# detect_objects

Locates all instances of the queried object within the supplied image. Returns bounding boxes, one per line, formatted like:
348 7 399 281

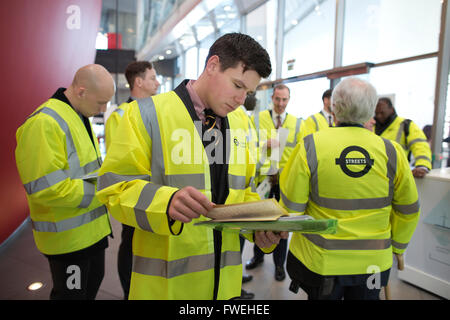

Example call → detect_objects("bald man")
15 64 115 300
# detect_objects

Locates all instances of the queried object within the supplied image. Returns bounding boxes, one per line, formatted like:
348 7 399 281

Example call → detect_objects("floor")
0 217 443 300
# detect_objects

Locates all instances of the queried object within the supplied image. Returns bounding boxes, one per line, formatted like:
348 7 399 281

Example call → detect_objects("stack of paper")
195 199 337 234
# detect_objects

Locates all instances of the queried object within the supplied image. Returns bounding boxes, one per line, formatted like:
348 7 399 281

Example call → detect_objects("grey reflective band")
303 233 392 250
133 250 241 279
281 190 307 212
78 181 95 208
312 114 319 131
391 239 408 250
31 205 107 232
414 155 431 162
392 200 420 215
167 173 205 189
138 97 165 185
23 107 101 195
97 172 151 191
115 108 125 117
134 183 161 232
229 174 246 190
24 169 68 195
407 138 427 149
305 135 396 210
395 121 405 144
285 117 302 148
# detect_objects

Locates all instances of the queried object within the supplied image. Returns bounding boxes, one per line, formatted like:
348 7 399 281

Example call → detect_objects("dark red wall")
0 1 102 245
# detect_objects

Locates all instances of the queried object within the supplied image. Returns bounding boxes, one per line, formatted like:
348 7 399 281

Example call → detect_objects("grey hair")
331 77 378 125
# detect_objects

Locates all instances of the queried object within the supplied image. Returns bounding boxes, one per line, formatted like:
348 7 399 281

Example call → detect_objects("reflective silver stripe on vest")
414 155 431 163
97 172 151 191
78 181 95 208
229 174 246 190
285 117 302 148
303 233 391 250
138 97 165 185
134 183 162 232
392 201 420 215
391 239 408 250
32 205 107 232
132 250 241 279
115 108 125 117
407 138 427 149
23 107 101 194
281 190 307 212
312 114 319 131
304 135 396 210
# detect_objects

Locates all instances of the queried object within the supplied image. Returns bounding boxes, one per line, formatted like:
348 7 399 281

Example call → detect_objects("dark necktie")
204 108 217 130
328 116 333 127
204 108 220 146
276 115 282 129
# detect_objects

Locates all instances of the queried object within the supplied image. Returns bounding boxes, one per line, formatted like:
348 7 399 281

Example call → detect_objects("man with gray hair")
280 77 420 300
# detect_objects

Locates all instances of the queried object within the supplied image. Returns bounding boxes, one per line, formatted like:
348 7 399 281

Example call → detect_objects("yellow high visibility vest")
15 98 111 255
376 116 432 170
252 110 303 176
280 126 420 276
302 111 334 136
97 87 261 300
105 101 129 151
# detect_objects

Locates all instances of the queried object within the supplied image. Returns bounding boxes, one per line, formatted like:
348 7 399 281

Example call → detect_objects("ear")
76 86 86 99
135 77 143 88
205 55 220 74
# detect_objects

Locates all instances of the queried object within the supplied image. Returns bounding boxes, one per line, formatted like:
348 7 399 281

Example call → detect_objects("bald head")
66 64 115 117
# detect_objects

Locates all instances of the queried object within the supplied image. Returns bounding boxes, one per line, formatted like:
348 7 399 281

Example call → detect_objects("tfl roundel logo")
335 146 374 178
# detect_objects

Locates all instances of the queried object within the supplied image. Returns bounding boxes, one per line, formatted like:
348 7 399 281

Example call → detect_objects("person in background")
247 84 303 281
96 33 287 300
104 60 160 300
15 64 114 299
302 89 334 136
374 97 432 178
280 77 420 300
105 61 160 151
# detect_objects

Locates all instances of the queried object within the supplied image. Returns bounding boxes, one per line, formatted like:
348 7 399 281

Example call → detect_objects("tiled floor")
0 217 443 300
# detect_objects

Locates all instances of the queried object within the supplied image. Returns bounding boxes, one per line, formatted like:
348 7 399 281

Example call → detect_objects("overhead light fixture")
27 282 44 291
166 49 172 55
125 83 130 88
158 56 165 60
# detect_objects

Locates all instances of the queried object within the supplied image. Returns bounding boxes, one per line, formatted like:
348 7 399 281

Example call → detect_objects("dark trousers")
117 223 134 300
287 251 390 300
47 249 105 300
252 182 287 267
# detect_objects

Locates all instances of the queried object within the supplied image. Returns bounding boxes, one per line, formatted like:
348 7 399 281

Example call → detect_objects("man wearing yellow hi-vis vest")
15 64 114 300
280 78 420 300
302 89 335 136
104 60 160 300
96 33 287 300
374 97 432 178
247 84 303 282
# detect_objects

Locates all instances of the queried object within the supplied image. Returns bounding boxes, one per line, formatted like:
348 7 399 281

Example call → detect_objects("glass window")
343 0 442 65
286 78 331 119
185 46 199 79
283 0 336 77
246 0 277 80
368 58 437 131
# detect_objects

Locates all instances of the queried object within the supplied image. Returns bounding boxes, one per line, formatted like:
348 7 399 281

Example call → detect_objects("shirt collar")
186 79 221 129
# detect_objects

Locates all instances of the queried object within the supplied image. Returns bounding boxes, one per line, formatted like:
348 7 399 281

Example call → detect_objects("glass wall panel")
283 0 335 77
343 0 442 65
286 77 331 119
185 46 199 79
246 0 277 80
368 58 437 131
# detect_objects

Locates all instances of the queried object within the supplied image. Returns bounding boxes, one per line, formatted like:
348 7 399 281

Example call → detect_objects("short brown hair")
125 61 153 90
273 84 290 96
205 33 271 79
